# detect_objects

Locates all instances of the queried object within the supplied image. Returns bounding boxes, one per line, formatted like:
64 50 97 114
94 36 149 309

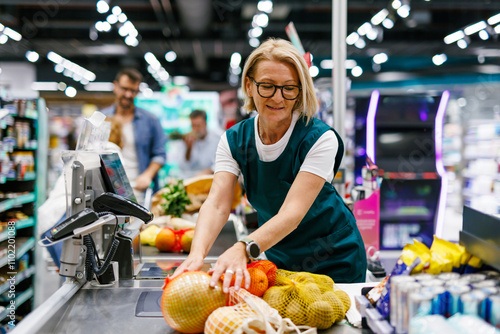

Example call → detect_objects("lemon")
285 299 307 326
263 286 289 316
322 291 345 322
334 289 351 313
306 301 335 329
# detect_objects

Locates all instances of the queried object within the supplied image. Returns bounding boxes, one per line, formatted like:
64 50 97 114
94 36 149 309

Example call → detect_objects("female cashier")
172 38 367 292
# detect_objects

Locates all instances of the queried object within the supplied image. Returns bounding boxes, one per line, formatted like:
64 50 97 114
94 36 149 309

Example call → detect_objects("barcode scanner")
93 192 154 223
50 208 99 241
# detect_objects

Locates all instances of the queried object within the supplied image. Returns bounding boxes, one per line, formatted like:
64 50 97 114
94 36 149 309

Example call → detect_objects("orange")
155 227 177 252
226 267 268 297
180 229 194 252
250 260 277 286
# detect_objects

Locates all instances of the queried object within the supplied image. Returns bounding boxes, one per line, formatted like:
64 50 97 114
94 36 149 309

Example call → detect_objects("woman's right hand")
170 254 205 279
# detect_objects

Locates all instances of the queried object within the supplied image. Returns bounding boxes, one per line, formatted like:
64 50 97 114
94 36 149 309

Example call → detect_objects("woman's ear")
245 77 252 98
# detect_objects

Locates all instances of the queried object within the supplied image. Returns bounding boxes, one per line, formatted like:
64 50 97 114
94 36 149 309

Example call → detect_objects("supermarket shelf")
0 286 34 323
0 237 35 268
0 266 35 295
0 218 35 243
0 193 35 214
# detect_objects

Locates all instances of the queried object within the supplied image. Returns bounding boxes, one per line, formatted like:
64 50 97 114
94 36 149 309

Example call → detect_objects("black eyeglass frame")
249 77 302 100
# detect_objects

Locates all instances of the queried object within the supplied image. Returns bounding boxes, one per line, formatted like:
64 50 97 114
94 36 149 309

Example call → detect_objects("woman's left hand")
209 242 251 294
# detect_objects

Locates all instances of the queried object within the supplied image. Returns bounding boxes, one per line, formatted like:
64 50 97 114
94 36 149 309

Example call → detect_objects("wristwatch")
238 237 261 261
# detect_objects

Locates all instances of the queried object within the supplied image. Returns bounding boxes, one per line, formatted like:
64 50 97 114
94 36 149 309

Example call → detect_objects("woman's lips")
266 105 284 110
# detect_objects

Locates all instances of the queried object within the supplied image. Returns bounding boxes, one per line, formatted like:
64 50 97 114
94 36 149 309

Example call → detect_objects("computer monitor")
99 152 137 203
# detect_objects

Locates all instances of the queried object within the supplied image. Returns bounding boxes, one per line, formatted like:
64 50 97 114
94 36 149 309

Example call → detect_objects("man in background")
101 68 166 204
178 109 220 179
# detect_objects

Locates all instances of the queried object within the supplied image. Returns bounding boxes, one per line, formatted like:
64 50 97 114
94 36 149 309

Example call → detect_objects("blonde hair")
241 38 318 122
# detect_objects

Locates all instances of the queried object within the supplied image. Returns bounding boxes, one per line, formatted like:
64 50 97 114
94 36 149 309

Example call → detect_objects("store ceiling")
1 0 500 93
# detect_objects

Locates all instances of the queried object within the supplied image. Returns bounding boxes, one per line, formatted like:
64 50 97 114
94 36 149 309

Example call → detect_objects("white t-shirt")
121 122 145 204
214 113 339 183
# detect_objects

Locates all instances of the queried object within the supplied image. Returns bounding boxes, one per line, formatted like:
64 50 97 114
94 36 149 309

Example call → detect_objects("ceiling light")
54 64 64 73
345 59 357 69
464 21 487 36
382 18 394 29
351 66 363 77
47 51 63 63
230 52 242 68
479 30 489 40
320 59 333 69
31 82 58 91
346 32 359 45
101 21 112 32
253 13 269 28
495 24 500 34
57 82 67 91
354 38 366 49
457 39 468 49
84 82 114 91
111 6 122 16
487 13 500 26
96 0 110 14
432 53 447 66
65 86 77 98
124 36 139 47
249 38 260 48
118 13 127 23
106 14 118 25
3 27 22 41
478 55 485 64
165 51 177 62
357 22 372 36
373 53 388 64
443 30 464 44
142 88 154 98
371 9 389 26
249 27 263 38
257 0 273 14
397 5 410 18
25 51 39 62
392 0 402 10
0 23 4 32
309 66 319 77
366 28 379 41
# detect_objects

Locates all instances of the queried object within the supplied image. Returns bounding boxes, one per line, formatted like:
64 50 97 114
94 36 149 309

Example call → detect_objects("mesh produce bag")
161 271 227 333
205 287 317 334
263 269 351 330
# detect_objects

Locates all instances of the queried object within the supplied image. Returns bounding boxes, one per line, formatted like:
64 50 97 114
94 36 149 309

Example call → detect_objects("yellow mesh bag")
263 269 350 330
205 287 317 334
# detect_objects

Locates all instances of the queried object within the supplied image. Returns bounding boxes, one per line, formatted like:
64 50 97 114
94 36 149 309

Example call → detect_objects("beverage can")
389 275 416 327
396 281 421 334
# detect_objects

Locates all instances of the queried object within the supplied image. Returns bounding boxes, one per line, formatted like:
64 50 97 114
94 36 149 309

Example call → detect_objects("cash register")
40 151 153 284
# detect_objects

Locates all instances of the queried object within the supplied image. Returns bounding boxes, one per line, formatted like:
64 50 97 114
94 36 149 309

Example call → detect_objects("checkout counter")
11 147 367 334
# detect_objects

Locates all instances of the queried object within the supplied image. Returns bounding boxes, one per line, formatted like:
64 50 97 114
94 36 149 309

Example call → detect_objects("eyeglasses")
249 77 301 100
117 84 140 95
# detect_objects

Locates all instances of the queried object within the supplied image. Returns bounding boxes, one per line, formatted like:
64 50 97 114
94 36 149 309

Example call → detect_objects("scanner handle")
73 214 116 237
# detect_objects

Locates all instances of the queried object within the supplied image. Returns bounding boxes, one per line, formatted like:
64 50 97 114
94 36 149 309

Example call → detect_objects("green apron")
226 116 367 283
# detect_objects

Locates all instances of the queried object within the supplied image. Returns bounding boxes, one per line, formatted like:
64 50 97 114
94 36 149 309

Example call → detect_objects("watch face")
248 243 260 258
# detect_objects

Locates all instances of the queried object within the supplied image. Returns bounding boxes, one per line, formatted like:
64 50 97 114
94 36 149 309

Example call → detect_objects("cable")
84 212 121 281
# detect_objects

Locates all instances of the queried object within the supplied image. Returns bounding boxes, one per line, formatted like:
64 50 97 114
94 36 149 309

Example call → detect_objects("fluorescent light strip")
443 30 464 44
84 82 114 91
464 21 487 36
434 90 450 238
31 82 59 91
488 13 500 25
366 90 380 163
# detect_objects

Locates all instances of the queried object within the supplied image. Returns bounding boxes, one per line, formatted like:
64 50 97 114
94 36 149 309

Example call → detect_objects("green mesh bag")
263 269 351 330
